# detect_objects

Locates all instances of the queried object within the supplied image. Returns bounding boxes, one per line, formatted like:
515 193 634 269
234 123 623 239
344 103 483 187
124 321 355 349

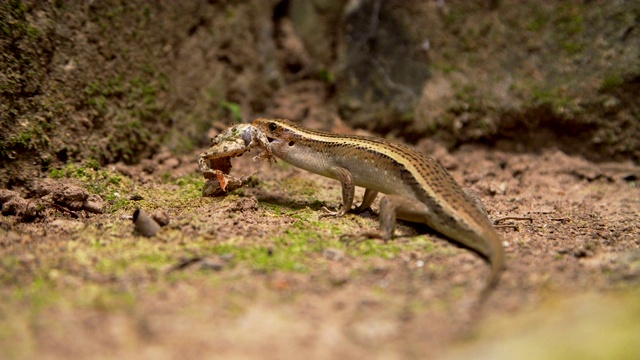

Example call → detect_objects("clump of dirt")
0 178 104 222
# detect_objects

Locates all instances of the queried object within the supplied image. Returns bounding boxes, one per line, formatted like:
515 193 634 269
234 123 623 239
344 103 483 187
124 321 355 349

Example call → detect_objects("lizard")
253 118 506 298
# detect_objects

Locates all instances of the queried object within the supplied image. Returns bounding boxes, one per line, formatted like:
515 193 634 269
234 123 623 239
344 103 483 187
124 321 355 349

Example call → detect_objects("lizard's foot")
253 150 275 163
319 205 346 219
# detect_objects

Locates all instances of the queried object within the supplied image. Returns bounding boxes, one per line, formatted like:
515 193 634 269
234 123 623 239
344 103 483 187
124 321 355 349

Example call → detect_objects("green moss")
77 285 137 311
11 277 59 313
25 24 41 40
348 239 401 259
0 0 27 37
246 244 307 272
526 8 549 33
221 100 243 123
0 122 50 161
281 177 318 198
49 162 132 212
236 228 325 272
556 3 584 37
165 173 207 200
599 74 624 92
555 3 585 54
530 87 558 105
260 202 287 215
85 158 100 171
84 75 125 115
85 75 125 98
82 70 169 164
318 68 335 84
167 233 312 274
106 6 124 20
195 213 443 273
432 62 455 74
94 258 129 276
561 41 585 55
401 111 415 123
129 76 158 106
528 85 581 116
143 5 152 18
225 8 236 19
138 252 172 266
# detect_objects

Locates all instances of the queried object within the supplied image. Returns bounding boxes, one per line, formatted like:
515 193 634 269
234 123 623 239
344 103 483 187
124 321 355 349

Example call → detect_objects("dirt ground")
1 115 639 359
2 1 640 359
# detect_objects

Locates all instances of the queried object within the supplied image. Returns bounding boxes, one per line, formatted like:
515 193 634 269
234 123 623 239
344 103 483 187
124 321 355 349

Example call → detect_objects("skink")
253 118 505 297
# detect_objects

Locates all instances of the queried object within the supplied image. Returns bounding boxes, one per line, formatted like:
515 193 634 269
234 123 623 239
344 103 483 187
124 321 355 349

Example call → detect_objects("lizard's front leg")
319 168 379 217
319 167 355 218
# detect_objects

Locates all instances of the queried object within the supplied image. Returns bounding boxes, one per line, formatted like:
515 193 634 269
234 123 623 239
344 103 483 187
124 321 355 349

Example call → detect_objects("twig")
550 217 571 223
51 203 79 218
493 216 533 225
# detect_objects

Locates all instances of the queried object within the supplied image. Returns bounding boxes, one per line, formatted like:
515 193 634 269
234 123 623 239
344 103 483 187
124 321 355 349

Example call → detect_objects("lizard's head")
253 118 296 145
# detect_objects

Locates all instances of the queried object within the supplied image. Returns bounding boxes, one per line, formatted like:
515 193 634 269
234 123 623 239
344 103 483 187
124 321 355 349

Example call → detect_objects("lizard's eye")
268 123 277 131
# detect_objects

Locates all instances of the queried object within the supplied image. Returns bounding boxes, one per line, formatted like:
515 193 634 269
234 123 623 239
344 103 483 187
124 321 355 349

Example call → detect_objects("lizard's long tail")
479 229 505 303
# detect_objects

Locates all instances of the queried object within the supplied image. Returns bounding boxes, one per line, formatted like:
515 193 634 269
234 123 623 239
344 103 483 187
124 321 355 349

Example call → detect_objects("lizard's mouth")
266 136 277 143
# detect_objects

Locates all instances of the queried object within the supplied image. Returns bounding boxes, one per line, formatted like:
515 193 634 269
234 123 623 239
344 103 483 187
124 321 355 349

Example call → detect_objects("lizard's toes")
319 206 345 219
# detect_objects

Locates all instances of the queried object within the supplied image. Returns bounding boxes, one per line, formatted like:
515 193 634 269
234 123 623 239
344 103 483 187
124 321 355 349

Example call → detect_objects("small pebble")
83 194 105 214
324 248 344 261
230 197 258 212
151 210 170 226
129 194 144 201
132 208 161 237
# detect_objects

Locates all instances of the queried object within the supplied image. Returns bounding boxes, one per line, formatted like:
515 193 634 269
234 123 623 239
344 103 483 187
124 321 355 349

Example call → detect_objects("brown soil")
1 109 639 358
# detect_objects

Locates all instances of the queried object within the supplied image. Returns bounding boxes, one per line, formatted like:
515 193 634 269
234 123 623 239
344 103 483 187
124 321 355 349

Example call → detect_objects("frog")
197 123 273 197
